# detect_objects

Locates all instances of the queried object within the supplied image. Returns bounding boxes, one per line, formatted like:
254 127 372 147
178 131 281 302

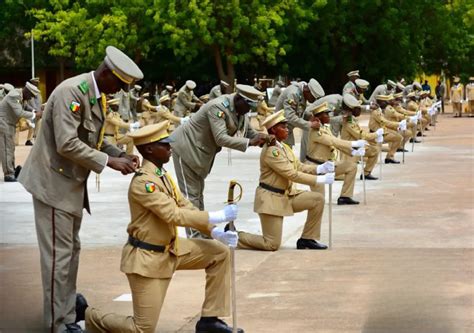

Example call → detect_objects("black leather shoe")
196 317 244 333
396 148 409 152
416 132 426 137
75 293 88 323
385 158 400 164
360 173 378 180
14 165 22 179
296 238 328 250
25 140 33 146
4 175 17 182
337 197 360 205
63 323 83 333
409 138 421 143
424 127 430 131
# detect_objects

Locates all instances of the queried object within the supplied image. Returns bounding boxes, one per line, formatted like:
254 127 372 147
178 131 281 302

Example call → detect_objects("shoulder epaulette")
78 81 89 95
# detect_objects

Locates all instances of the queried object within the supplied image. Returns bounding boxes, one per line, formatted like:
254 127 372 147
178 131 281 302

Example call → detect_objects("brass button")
59 168 63 173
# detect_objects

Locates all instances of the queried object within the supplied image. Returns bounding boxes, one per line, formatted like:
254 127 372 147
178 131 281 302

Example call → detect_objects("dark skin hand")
309 117 321 130
249 133 267 147
107 155 138 175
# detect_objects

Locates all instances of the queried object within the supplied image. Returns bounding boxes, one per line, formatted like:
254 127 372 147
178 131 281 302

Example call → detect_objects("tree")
148 0 326 87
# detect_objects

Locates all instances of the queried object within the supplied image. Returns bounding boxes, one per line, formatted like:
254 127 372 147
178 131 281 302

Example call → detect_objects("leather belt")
104 133 114 137
128 236 168 252
305 155 325 165
259 182 285 195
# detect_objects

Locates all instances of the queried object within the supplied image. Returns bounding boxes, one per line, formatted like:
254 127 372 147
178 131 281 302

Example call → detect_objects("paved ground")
1 106 473 332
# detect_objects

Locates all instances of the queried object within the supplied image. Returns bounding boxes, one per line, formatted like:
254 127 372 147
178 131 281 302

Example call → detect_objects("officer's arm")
178 91 196 109
132 178 213 234
7 95 34 119
107 113 130 130
208 107 249 152
266 147 316 186
156 106 182 124
283 91 310 130
51 86 109 173
330 136 354 156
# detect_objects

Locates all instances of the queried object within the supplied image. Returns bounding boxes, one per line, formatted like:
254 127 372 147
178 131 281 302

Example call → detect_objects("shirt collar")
90 71 101 99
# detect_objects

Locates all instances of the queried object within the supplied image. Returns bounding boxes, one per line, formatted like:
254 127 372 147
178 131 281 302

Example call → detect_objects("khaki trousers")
0 121 16 177
383 131 403 159
452 102 462 116
310 159 356 198
33 197 82 333
238 191 324 251
469 100 474 114
86 239 230 333
343 144 379 175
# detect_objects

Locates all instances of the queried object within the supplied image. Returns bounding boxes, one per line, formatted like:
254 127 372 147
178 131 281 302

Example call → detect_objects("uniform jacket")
254 142 316 216
395 105 416 117
121 160 212 278
274 82 308 145
174 85 200 117
171 94 258 178
268 85 282 107
384 105 406 122
209 85 222 100
450 84 463 102
341 116 377 142
369 107 399 133
369 84 390 103
342 81 356 95
18 73 123 217
306 125 353 162
0 89 34 129
104 111 130 137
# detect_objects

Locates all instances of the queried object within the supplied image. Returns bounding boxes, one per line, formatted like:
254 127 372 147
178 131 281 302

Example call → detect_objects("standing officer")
171 84 267 213
236 111 333 251
24 77 43 145
305 102 362 205
268 80 285 107
18 46 143 333
0 82 40 182
104 98 139 155
83 121 242 333
274 78 325 146
174 80 203 117
467 77 474 116
340 94 383 180
342 70 360 94
129 84 142 119
209 80 230 100
450 76 464 117
369 80 397 103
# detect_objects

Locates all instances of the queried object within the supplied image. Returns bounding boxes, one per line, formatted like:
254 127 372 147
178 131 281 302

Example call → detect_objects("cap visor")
158 136 174 143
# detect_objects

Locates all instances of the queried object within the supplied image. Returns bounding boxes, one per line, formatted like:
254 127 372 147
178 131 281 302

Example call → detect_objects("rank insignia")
216 111 225 119
78 81 89 94
90 98 96 106
221 100 230 108
69 101 81 113
272 148 280 157
155 168 163 176
145 182 156 193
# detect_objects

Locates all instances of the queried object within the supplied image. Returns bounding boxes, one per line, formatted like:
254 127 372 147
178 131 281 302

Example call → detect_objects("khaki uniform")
341 116 380 176
407 100 429 131
104 110 134 155
86 160 230 332
369 107 402 160
171 94 258 210
274 82 308 146
467 83 474 114
141 104 182 127
383 105 414 145
450 83 463 116
0 89 34 177
238 142 324 251
18 73 123 332
174 84 201 117
300 94 343 162
369 84 391 103
256 99 274 133
306 125 356 199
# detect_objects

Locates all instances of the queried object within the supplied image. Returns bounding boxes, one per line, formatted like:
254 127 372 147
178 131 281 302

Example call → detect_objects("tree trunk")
58 57 65 82
213 45 235 91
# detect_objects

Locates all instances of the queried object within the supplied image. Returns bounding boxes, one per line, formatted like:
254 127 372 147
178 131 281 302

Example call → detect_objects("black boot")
63 323 83 333
75 293 88 323
14 165 22 179
296 238 327 250
4 175 17 182
360 173 378 180
385 158 400 164
337 197 360 205
25 140 33 146
195 317 244 333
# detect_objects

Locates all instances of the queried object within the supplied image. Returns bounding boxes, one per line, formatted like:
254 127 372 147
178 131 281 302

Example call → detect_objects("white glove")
30 112 36 120
26 119 35 129
365 105 370 111
129 121 140 132
376 134 384 143
351 148 366 157
208 204 238 224
211 228 238 248
316 173 335 185
375 128 384 136
180 116 190 125
409 115 418 124
398 119 407 131
417 110 422 120
316 161 335 174
351 139 367 148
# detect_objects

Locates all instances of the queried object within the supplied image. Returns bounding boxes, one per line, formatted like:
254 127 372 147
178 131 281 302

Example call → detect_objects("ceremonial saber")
328 183 333 249
402 129 406 164
360 155 367 205
96 173 100 192
228 148 232 166
378 142 383 180
227 180 242 333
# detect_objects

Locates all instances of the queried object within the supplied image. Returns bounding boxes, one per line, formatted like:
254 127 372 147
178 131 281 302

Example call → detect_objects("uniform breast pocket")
82 119 98 147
